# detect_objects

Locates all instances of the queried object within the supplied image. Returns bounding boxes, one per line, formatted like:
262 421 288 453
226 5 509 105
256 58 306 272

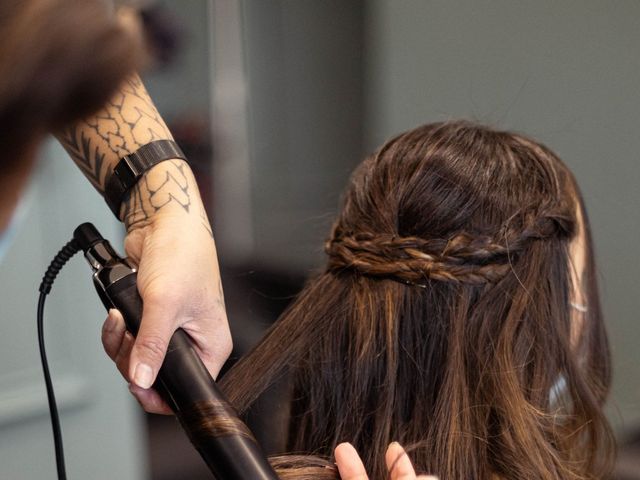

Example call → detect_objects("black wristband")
104 140 186 218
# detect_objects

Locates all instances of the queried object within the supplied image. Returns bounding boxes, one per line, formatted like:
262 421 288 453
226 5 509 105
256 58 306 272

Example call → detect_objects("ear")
568 202 587 348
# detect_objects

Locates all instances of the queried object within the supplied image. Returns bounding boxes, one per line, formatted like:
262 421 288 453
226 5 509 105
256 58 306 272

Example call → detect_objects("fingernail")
133 363 154 389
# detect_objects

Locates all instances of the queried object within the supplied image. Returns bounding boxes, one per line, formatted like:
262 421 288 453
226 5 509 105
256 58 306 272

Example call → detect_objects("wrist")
106 139 186 219
120 158 207 232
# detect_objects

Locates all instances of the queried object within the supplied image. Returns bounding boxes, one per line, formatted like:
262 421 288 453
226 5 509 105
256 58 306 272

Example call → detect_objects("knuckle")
115 357 130 381
222 333 233 358
147 287 181 307
136 334 168 361
102 328 120 351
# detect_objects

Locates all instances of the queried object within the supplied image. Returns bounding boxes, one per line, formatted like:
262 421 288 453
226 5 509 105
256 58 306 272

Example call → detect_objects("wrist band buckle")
104 139 187 218
112 154 141 189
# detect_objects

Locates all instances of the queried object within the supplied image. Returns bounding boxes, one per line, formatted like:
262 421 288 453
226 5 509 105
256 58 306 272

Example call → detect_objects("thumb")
129 300 176 389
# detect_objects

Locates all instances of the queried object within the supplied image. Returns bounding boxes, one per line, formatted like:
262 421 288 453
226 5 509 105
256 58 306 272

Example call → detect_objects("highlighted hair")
228 121 614 478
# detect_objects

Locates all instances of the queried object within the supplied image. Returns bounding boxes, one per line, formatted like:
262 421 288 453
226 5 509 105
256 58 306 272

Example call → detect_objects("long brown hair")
220 121 615 479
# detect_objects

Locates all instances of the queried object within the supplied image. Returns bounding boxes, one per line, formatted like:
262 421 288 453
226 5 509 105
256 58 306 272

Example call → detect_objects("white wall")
364 0 640 432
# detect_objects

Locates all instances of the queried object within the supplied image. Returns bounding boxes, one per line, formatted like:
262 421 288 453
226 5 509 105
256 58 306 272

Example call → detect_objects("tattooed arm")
57 76 231 414
58 75 204 228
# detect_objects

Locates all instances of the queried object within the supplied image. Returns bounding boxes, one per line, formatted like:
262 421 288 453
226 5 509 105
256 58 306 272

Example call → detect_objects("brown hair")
0 0 141 166
218 121 614 479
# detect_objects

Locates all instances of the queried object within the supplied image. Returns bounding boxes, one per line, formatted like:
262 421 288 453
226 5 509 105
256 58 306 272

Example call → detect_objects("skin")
0 3 590 475
569 202 587 346
101 184 591 416
327 206 588 476
56 75 231 413
3 8 230 413
334 442 438 480
0 77 230 417
330 215 587 477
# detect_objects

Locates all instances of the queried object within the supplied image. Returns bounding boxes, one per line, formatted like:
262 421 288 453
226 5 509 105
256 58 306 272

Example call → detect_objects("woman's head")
222 121 614 479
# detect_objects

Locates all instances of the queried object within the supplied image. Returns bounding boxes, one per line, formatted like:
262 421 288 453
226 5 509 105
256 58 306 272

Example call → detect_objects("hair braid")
325 204 575 285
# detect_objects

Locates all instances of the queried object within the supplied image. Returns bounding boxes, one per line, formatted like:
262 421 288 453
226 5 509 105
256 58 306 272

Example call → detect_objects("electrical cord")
38 239 81 480
37 225 280 480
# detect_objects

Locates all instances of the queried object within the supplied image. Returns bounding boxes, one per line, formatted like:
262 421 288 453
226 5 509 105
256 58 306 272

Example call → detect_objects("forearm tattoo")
58 76 212 234
59 76 171 192
59 127 107 190
122 159 213 236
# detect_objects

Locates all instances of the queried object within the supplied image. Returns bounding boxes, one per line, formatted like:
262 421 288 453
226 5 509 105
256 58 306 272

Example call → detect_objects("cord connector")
39 239 80 295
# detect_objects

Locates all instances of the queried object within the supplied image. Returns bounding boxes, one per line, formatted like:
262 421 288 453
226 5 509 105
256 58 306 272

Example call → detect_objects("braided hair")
221 121 614 480
325 203 575 285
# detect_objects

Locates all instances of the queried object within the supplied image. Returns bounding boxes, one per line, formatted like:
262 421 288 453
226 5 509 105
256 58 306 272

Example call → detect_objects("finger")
386 442 417 480
115 331 135 381
129 384 173 415
102 309 127 361
334 442 369 480
129 299 176 389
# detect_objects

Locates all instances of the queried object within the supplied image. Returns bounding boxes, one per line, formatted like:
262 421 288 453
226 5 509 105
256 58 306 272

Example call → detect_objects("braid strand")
325 205 574 285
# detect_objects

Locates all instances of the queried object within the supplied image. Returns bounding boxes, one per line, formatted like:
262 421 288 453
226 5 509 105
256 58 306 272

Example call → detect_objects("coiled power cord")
36 224 279 480
37 238 81 480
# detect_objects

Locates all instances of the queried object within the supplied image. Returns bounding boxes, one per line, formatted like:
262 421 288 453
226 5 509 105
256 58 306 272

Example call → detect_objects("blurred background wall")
363 0 640 434
216 1 640 477
0 145 146 479
222 0 640 434
0 1 638 479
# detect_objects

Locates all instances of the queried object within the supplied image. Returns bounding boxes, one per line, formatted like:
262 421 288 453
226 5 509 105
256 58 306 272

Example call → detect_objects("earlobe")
570 302 588 313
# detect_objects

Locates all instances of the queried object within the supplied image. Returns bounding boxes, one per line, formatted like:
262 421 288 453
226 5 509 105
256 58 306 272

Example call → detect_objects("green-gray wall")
0 142 146 479
365 0 640 431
